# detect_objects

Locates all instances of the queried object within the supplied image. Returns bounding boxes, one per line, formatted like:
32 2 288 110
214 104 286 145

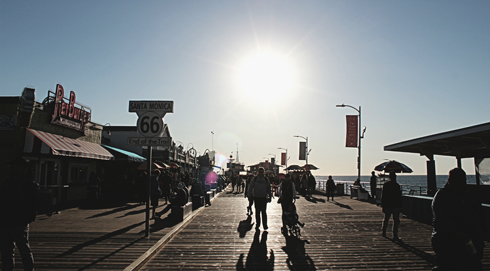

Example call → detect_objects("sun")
237 51 295 102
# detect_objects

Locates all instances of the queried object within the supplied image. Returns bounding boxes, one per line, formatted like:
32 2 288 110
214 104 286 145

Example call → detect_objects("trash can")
336 183 345 196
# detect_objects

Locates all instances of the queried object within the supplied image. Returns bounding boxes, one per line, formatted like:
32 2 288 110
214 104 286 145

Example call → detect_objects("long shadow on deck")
331 200 353 210
305 196 326 204
237 230 274 271
57 221 145 257
282 235 316 270
389 238 435 266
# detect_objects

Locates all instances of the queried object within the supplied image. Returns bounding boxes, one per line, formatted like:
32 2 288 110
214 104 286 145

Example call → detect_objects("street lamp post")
277 147 288 169
336 104 366 182
294 135 310 165
211 131 214 151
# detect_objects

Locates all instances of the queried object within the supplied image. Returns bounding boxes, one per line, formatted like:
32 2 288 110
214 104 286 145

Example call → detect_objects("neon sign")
50 84 91 133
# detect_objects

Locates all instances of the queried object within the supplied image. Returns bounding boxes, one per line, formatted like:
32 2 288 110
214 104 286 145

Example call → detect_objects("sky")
1 0 489 176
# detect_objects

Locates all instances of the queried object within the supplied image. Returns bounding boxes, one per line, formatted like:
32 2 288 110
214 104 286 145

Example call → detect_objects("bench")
171 202 193 222
350 185 370 201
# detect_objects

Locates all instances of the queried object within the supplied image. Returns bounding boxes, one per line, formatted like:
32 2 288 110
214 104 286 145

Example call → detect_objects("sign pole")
146 146 152 237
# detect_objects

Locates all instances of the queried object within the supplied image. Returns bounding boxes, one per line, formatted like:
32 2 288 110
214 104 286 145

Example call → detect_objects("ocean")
313 175 478 194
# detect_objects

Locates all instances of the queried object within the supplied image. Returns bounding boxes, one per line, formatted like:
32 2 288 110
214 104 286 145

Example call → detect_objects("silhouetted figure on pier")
326 175 336 201
370 171 377 202
248 167 271 230
431 167 488 271
381 172 402 240
0 158 38 271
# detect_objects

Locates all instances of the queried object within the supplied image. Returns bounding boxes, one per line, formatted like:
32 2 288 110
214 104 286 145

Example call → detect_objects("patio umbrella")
154 160 169 169
285 165 301 171
302 164 319 170
374 160 413 173
137 162 164 171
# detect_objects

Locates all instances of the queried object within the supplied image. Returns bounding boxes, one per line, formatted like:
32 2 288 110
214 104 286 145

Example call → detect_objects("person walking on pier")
278 174 296 234
431 167 488 271
248 167 272 230
370 171 377 202
326 175 336 201
381 172 402 240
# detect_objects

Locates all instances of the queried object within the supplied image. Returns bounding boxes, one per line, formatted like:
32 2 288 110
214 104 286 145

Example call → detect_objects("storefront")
0 85 114 206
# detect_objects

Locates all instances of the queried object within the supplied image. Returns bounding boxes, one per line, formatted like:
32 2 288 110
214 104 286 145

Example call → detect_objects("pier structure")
16 185 490 270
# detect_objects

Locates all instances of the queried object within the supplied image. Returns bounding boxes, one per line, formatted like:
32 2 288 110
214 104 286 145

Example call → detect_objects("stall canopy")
383 122 490 159
102 144 146 162
24 128 113 160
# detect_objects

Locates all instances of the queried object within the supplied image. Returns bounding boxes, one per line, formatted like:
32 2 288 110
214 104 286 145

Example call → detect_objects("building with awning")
384 122 490 197
25 128 113 160
0 86 118 205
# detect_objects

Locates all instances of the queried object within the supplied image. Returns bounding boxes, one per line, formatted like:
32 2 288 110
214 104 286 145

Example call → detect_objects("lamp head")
336 104 345 107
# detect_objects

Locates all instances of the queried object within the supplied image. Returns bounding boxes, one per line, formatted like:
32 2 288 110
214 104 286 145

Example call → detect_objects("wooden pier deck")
143 187 490 270
7 186 489 270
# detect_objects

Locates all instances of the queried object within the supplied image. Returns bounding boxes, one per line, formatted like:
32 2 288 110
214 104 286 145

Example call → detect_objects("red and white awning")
24 128 113 160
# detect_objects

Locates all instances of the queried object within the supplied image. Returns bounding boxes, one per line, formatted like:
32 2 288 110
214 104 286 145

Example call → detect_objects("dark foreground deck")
8 186 490 270
143 188 489 270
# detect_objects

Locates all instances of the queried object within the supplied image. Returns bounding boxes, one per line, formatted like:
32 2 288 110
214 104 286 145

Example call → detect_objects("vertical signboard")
299 142 306 160
281 152 286 166
346 115 358 148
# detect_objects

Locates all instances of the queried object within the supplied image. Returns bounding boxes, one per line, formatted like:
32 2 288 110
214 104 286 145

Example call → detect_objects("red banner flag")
265 160 269 170
281 152 286 165
346 115 358 148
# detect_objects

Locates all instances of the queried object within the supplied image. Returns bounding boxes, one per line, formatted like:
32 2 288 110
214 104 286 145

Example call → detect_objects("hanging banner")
265 160 269 170
281 152 286 165
299 142 306 160
346 115 358 148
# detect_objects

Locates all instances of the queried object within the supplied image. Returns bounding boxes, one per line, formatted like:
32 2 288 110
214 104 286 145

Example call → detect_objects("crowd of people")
1 156 488 270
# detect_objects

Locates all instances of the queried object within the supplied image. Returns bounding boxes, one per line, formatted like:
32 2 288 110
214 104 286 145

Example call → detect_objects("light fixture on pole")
294 135 310 165
211 131 214 151
277 147 288 169
336 103 366 182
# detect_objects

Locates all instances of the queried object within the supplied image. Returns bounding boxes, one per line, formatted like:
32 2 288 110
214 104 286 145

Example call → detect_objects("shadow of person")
332 201 353 210
236 230 274 270
282 235 316 270
237 214 255 238
305 196 325 204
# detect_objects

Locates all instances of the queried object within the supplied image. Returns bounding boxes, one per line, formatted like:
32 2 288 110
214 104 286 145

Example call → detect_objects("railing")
316 180 438 196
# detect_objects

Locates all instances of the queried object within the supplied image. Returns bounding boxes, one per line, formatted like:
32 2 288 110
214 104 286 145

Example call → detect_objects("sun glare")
237 51 294 102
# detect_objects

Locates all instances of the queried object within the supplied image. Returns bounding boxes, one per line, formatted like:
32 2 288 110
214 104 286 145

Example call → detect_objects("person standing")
248 167 272 230
245 175 254 215
431 168 488 271
278 174 296 234
307 172 316 198
370 171 377 202
381 172 402 240
0 158 38 271
326 175 336 201
150 170 162 219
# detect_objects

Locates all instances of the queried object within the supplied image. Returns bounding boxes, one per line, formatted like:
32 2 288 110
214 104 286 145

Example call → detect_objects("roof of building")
384 122 490 159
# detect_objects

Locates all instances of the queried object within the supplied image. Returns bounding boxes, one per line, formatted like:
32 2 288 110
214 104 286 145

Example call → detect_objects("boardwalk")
143 187 489 270
6 186 489 270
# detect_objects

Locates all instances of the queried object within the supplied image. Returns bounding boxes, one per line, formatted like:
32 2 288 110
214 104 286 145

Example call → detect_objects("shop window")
39 160 59 187
70 164 88 183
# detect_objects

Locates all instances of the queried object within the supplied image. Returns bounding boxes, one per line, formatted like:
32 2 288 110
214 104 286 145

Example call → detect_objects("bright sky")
1 1 489 176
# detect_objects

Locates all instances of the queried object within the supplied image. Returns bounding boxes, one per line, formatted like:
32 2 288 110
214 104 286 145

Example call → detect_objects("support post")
146 146 152 237
427 159 437 196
